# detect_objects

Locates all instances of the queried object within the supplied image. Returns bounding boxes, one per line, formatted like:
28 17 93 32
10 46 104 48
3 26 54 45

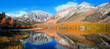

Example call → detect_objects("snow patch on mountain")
78 2 96 9
13 11 53 24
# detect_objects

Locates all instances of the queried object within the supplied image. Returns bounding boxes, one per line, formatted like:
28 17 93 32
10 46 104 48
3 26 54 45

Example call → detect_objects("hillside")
0 12 31 30
85 2 110 23
13 11 52 25
56 2 96 23
32 2 110 28
6 2 110 28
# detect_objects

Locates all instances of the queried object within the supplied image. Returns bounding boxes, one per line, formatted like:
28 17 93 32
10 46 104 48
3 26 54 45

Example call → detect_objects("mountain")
27 32 52 44
12 2 110 27
13 11 52 25
85 2 110 23
54 2 96 23
48 2 110 24
32 2 110 28
0 12 31 30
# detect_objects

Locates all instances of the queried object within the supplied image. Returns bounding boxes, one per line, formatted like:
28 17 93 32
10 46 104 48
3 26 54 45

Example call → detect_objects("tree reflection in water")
34 28 110 49
0 28 110 49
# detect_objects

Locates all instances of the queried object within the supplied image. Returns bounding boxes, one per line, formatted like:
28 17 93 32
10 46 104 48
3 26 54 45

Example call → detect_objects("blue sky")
0 0 109 16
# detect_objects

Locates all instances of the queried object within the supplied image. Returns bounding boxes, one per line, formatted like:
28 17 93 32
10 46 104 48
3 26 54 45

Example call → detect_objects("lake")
0 28 110 49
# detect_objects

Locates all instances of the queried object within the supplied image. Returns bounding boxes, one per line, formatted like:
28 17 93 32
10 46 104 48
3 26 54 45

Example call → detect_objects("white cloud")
31 10 43 12
6 11 27 17
22 8 28 10
55 2 78 12
6 10 53 17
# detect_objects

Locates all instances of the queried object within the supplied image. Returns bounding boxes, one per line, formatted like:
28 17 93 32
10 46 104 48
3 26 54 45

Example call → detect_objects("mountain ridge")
9 2 110 27
12 11 52 25
32 2 110 28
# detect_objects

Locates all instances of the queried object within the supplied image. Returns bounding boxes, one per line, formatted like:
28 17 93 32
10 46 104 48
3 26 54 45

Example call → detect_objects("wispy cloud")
6 10 53 17
6 11 27 17
55 2 78 12
6 6 39 17
22 8 28 10
31 10 43 12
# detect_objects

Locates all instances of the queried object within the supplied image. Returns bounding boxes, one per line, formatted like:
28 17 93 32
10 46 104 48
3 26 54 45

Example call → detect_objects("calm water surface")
0 29 110 49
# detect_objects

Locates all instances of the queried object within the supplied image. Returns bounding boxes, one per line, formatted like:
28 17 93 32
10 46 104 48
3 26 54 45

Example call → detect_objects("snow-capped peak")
79 2 92 6
97 3 108 7
78 2 95 8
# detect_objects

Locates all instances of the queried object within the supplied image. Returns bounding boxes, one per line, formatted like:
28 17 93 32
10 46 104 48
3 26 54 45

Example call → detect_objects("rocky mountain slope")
13 11 52 25
56 2 96 23
27 32 52 44
0 12 31 29
11 2 110 27
85 2 110 23
32 2 110 28
46 2 110 24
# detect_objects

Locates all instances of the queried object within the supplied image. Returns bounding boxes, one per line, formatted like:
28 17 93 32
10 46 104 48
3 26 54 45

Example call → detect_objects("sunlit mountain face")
0 0 110 49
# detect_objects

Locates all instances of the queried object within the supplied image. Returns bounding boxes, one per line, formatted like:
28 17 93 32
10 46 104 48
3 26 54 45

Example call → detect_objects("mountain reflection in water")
22 40 68 49
0 28 110 49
